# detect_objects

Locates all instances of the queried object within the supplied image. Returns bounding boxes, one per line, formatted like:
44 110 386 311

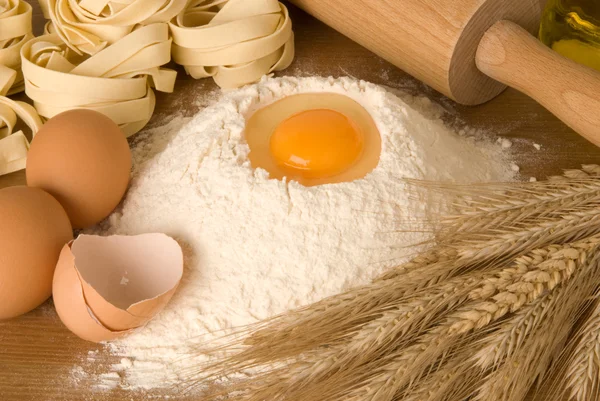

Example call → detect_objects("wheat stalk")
376 246 457 280
183 275 477 400
340 240 596 401
471 238 600 371
451 208 600 263
407 168 600 248
226 238 600 401
379 207 600 316
287 275 485 399
181 166 600 401
187 243 599 401
564 296 600 401
474 241 600 401
472 292 554 369
474 276 595 401
447 243 585 333
380 205 600 285
431 165 600 218
349 241 582 367
474 319 572 401
398 355 482 401
222 248 462 370
428 165 600 243
441 189 600 242
197 242 555 397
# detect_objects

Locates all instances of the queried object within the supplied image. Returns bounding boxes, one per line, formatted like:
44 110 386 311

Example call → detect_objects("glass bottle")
539 0 600 71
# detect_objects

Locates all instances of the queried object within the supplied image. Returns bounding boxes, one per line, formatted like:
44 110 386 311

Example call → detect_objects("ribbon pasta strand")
0 0 34 95
39 0 188 55
170 0 295 89
0 96 43 176
20 23 176 137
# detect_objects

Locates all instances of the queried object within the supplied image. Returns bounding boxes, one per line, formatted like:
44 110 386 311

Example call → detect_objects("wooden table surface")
1 1 599 400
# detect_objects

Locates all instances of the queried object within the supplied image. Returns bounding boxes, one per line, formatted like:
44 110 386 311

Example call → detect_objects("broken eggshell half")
53 234 184 342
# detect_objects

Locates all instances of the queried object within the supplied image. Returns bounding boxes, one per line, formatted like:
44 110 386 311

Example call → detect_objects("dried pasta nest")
20 23 176 137
0 96 42 176
0 0 34 95
170 0 295 88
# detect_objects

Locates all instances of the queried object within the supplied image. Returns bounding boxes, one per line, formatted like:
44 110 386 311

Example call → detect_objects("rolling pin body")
290 0 542 105
291 0 600 146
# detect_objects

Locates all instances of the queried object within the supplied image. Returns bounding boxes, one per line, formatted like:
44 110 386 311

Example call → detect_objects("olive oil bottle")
539 0 600 71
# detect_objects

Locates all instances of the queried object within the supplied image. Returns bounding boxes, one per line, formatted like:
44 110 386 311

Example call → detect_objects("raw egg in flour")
245 93 381 186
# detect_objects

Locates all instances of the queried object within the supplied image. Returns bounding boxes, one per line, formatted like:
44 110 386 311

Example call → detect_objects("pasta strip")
20 23 176 137
0 0 33 95
39 0 187 55
0 96 43 176
170 0 295 89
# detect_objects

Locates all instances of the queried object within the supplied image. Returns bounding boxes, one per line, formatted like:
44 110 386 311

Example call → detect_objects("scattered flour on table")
81 76 517 390
498 138 513 149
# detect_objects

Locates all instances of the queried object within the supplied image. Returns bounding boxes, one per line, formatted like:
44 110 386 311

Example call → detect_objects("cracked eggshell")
53 234 184 341
53 243 131 343
73 234 183 331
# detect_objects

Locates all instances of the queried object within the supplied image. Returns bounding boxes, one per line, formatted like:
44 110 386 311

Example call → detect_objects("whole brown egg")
0 186 73 320
26 109 132 229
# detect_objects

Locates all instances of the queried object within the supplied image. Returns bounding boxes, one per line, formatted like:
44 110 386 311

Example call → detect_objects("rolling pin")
289 0 600 146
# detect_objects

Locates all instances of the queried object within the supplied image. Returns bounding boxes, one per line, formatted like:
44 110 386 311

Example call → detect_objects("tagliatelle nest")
38 0 187 55
0 0 34 95
170 0 295 89
1 0 297 183
0 96 42 176
20 23 175 137
38 0 295 89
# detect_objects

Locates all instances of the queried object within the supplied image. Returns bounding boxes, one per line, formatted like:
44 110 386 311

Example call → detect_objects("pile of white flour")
84 76 517 390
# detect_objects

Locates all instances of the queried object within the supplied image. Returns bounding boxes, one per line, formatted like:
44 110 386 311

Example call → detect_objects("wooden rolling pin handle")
476 20 600 147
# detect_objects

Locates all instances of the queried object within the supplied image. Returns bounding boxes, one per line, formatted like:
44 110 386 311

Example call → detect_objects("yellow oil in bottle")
539 0 600 71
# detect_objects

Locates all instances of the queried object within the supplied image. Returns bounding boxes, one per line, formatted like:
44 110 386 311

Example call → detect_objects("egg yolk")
269 109 364 179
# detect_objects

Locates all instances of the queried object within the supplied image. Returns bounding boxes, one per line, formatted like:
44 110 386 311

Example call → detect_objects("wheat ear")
287 239 596 401
180 166 600 401
349 241 580 366
471 292 555 369
474 245 600 401
397 353 484 401
380 206 600 298
183 238 600 401
195 250 527 399
182 271 481 400
564 296 600 401
291 185 600 354
431 165 600 219
222 248 460 367
379 165 600 284
474 286 585 401
440 185 600 243
287 274 486 399
345 243 587 400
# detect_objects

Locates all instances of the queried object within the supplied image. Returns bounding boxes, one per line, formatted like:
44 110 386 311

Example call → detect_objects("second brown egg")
26 109 132 229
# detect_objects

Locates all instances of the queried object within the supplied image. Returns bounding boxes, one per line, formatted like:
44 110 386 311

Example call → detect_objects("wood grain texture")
289 0 542 105
477 20 600 147
1 0 598 400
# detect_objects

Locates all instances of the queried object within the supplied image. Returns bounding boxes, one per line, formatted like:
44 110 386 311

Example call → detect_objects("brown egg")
26 109 132 229
0 186 73 320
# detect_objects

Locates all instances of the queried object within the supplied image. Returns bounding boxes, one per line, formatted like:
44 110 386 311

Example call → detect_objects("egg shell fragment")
73 234 184 331
53 244 131 343
52 234 184 342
